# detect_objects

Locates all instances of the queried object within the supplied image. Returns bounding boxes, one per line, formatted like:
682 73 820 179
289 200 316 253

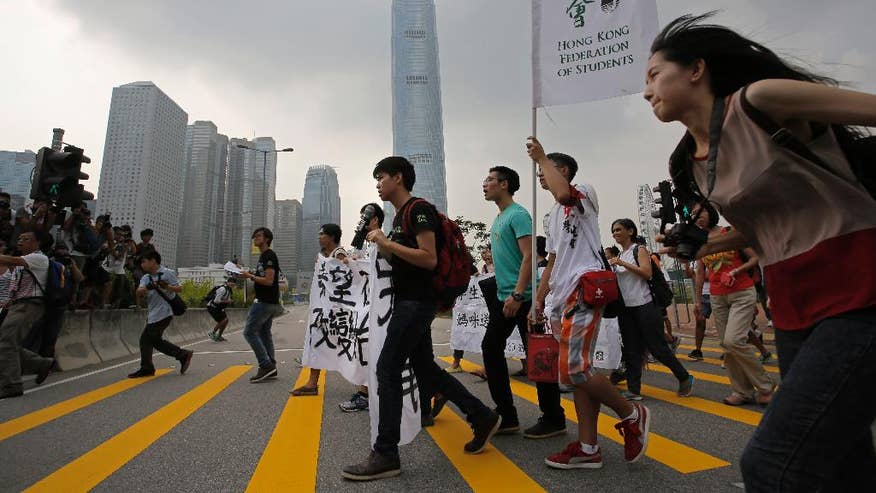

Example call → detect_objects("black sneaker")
495 409 520 435
688 349 704 361
128 368 156 378
249 366 278 383
421 413 435 428
178 350 193 375
35 358 54 385
342 451 401 481
464 411 502 454
431 393 448 418
0 388 24 400
523 417 567 439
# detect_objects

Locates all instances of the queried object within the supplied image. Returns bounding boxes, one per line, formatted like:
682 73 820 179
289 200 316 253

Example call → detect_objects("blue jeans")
374 300 491 457
243 302 284 369
741 307 876 491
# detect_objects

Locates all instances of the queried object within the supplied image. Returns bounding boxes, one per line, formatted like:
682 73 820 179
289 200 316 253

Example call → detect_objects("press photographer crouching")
0 230 56 399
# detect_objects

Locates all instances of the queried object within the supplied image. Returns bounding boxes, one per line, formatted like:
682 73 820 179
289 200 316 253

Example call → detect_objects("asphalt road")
1 304 780 492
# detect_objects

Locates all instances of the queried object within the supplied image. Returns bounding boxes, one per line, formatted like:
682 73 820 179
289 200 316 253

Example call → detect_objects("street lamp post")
236 144 294 229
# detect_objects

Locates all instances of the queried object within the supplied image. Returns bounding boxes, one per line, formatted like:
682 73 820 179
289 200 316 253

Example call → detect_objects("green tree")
454 216 489 257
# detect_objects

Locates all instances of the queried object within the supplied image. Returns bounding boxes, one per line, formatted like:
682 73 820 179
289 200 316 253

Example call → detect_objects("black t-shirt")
390 197 440 302
254 249 280 304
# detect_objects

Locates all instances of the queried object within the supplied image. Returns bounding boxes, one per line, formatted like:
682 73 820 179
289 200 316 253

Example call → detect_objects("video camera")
651 180 709 261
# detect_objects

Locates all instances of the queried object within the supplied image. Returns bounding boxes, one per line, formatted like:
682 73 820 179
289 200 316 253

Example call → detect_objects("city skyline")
300 165 341 277
2 2 874 247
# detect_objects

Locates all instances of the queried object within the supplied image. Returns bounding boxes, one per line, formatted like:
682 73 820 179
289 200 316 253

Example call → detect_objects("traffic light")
30 145 94 207
651 180 676 235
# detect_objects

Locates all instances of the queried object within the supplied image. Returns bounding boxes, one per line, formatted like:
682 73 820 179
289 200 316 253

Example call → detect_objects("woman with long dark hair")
646 13 876 490
609 219 694 400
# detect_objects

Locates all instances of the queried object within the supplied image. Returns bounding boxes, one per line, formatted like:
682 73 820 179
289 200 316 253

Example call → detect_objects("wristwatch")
511 292 525 302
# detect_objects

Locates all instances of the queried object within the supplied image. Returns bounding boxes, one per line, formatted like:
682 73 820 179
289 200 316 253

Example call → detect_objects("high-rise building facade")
252 137 277 233
209 133 229 263
387 0 448 227
0 150 36 209
176 121 229 268
224 138 250 265
97 81 187 267
300 165 341 274
274 199 302 286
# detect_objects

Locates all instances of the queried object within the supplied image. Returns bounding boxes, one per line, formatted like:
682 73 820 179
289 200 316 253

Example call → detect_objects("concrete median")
90 310 135 362
54 310 99 371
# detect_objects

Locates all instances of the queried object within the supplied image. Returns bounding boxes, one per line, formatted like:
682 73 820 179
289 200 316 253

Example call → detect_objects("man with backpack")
128 250 193 378
206 279 234 342
343 156 500 481
0 230 56 399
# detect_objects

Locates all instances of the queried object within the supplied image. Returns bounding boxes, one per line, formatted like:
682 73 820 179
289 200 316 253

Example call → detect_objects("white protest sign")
532 0 658 107
450 274 526 358
302 256 371 386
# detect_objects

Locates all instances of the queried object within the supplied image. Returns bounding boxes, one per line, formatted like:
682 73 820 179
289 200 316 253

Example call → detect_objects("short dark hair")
320 223 342 244
605 246 620 257
0 192 10 200
546 152 579 181
489 166 520 195
140 250 161 264
373 156 416 191
361 203 385 228
536 235 547 258
140 229 154 238
252 227 273 245
692 202 720 228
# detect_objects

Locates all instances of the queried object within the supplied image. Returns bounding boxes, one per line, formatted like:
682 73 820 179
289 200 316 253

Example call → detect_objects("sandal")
290 385 319 396
722 393 753 406
469 368 488 380
755 385 776 406
445 366 463 374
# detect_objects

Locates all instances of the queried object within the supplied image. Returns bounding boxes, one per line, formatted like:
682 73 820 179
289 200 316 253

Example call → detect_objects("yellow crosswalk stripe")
650 364 732 385
698 356 780 374
628 384 762 427
246 369 325 492
427 407 546 492
443 358 730 474
0 369 172 442
24 365 251 493
678 344 723 354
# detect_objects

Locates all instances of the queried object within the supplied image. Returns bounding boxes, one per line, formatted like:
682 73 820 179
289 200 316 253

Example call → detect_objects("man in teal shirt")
481 166 565 438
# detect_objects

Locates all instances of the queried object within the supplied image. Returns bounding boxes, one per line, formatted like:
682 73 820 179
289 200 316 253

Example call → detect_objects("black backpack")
25 260 73 306
202 285 231 305
633 246 674 308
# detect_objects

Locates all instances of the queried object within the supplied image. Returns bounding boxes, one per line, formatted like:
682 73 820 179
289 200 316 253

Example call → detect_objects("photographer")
133 229 156 287
62 203 98 308
24 241 82 361
84 213 114 309
102 226 131 308
645 14 876 490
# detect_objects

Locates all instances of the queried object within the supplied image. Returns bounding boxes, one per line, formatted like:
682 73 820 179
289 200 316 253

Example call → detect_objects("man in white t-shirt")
207 279 234 342
0 230 55 399
527 139 650 470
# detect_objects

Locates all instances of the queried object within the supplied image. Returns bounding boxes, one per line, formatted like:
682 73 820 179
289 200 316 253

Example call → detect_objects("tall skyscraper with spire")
387 0 447 227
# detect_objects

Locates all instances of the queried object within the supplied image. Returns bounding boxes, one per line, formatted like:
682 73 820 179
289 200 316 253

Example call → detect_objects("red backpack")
402 198 473 311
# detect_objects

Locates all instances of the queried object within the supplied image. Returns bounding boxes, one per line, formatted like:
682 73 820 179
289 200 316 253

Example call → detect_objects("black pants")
482 296 564 425
139 316 185 371
619 302 690 395
375 300 491 457
23 307 66 358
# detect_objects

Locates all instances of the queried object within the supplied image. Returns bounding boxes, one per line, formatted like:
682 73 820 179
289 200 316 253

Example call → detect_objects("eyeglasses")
0 202 9 208
483 177 506 185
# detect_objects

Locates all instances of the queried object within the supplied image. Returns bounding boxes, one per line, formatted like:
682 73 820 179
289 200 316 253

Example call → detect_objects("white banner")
302 257 371 386
532 0 658 107
450 274 526 359
367 249 421 447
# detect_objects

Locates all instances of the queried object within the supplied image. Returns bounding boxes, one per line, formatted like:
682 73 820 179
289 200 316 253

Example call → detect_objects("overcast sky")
2 1 874 246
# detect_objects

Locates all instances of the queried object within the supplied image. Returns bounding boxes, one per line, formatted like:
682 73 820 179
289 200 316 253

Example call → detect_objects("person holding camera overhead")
608 219 694 402
128 250 193 378
645 14 876 490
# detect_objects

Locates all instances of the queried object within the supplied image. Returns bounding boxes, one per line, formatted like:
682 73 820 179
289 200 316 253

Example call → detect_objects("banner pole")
531 106 538 320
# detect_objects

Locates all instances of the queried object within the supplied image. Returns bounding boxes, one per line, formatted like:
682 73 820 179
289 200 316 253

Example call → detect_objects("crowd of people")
2 13 874 491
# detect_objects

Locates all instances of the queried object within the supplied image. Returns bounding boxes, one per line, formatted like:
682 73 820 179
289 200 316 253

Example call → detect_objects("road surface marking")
0 369 172 442
445 358 730 474
427 407 546 492
650 364 732 386
25 365 250 492
246 368 325 492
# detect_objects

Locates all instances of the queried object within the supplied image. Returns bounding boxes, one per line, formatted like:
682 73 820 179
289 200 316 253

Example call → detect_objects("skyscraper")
0 150 36 209
176 121 228 268
252 137 277 233
387 0 448 226
98 81 187 267
300 165 341 274
274 199 302 286
209 133 229 263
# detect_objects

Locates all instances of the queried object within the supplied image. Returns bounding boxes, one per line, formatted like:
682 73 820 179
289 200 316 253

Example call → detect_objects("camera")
57 255 73 267
651 180 709 261
96 213 112 231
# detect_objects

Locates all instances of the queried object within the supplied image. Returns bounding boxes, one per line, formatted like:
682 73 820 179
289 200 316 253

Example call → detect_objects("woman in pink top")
646 13 876 492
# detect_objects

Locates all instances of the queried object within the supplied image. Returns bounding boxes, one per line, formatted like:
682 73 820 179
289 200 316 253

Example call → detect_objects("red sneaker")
545 441 603 469
614 403 650 463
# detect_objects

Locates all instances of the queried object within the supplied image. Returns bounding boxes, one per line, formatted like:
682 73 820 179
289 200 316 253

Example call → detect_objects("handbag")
149 274 187 316
579 270 620 307
527 325 559 383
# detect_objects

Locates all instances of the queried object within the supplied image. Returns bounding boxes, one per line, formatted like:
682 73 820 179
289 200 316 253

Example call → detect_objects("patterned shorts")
548 284 602 385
